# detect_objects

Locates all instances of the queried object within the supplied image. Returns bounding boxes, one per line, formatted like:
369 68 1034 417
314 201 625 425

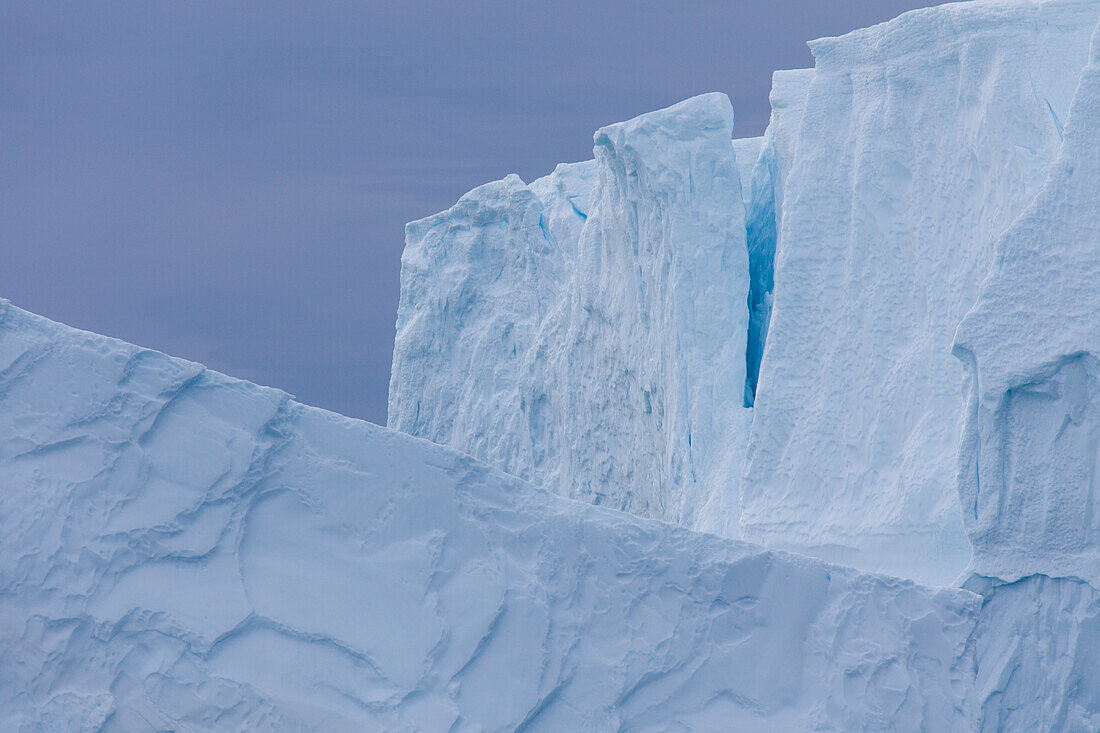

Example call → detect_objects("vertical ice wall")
553 92 749 525
391 93 751 529
954 16 1100 585
742 69 814 406
389 174 572 478
731 136 762 210
742 0 1099 585
389 162 594 483
950 19 1100 728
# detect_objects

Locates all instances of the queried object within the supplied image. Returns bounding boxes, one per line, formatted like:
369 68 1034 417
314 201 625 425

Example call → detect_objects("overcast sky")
1 1 944 424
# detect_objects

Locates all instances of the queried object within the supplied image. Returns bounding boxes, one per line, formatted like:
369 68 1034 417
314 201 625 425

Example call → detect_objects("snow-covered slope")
391 93 752 529
0 301 981 731
742 0 1099 585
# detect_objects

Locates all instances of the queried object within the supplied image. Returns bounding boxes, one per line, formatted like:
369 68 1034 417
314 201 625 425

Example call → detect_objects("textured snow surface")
964 574 1100 731
731 136 763 209
742 0 1099 585
954 14 1100 588
13 0 1100 728
391 93 752 530
0 301 982 731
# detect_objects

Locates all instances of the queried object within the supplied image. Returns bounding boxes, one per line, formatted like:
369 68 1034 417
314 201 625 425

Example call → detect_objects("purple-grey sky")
2 1 943 424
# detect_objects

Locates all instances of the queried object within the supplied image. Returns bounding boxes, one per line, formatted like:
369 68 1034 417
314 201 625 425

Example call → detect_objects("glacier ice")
10 0 1100 728
741 0 1099 585
0 301 981 731
731 135 762 211
391 92 752 531
955 10 1100 587
391 0 1100 585
383 2 1100 726
945 18 1100 730
741 68 813 407
964 574 1100 731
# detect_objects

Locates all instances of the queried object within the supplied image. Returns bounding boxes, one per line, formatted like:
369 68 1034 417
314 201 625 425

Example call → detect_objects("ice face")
0 301 980 730
741 69 814 408
387 2 1100 586
388 172 577 486
731 136 763 210
741 0 1099 585
964 574 1100 732
12 1 1100 726
391 92 752 531
954 12 1100 587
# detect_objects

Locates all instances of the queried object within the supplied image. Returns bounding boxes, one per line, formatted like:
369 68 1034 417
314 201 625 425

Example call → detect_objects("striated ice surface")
0 301 982 731
741 69 814 409
964 574 1100 731
947 19 1100 730
731 136 763 209
391 93 752 530
955 10 1100 587
13 1 1100 727
741 0 1099 585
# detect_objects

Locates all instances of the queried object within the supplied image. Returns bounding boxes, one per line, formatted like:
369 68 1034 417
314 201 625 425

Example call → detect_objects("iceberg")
0 301 979 730
390 1 1100 586
955 9 1100 587
383 3 1100 726
391 93 752 530
11 0 1100 727
741 0 1099 585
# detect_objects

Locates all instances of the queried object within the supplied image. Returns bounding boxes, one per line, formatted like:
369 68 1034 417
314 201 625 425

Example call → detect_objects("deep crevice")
742 148 779 408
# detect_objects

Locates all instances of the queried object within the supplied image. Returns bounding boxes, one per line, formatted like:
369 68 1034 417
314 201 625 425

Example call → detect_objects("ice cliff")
392 0 1100 586
9 0 1100 728
391 93 751 529
741 0 1100 584
948 16 1100 730
955 9 1100 589
386 0 1100 728
0 302 978 730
